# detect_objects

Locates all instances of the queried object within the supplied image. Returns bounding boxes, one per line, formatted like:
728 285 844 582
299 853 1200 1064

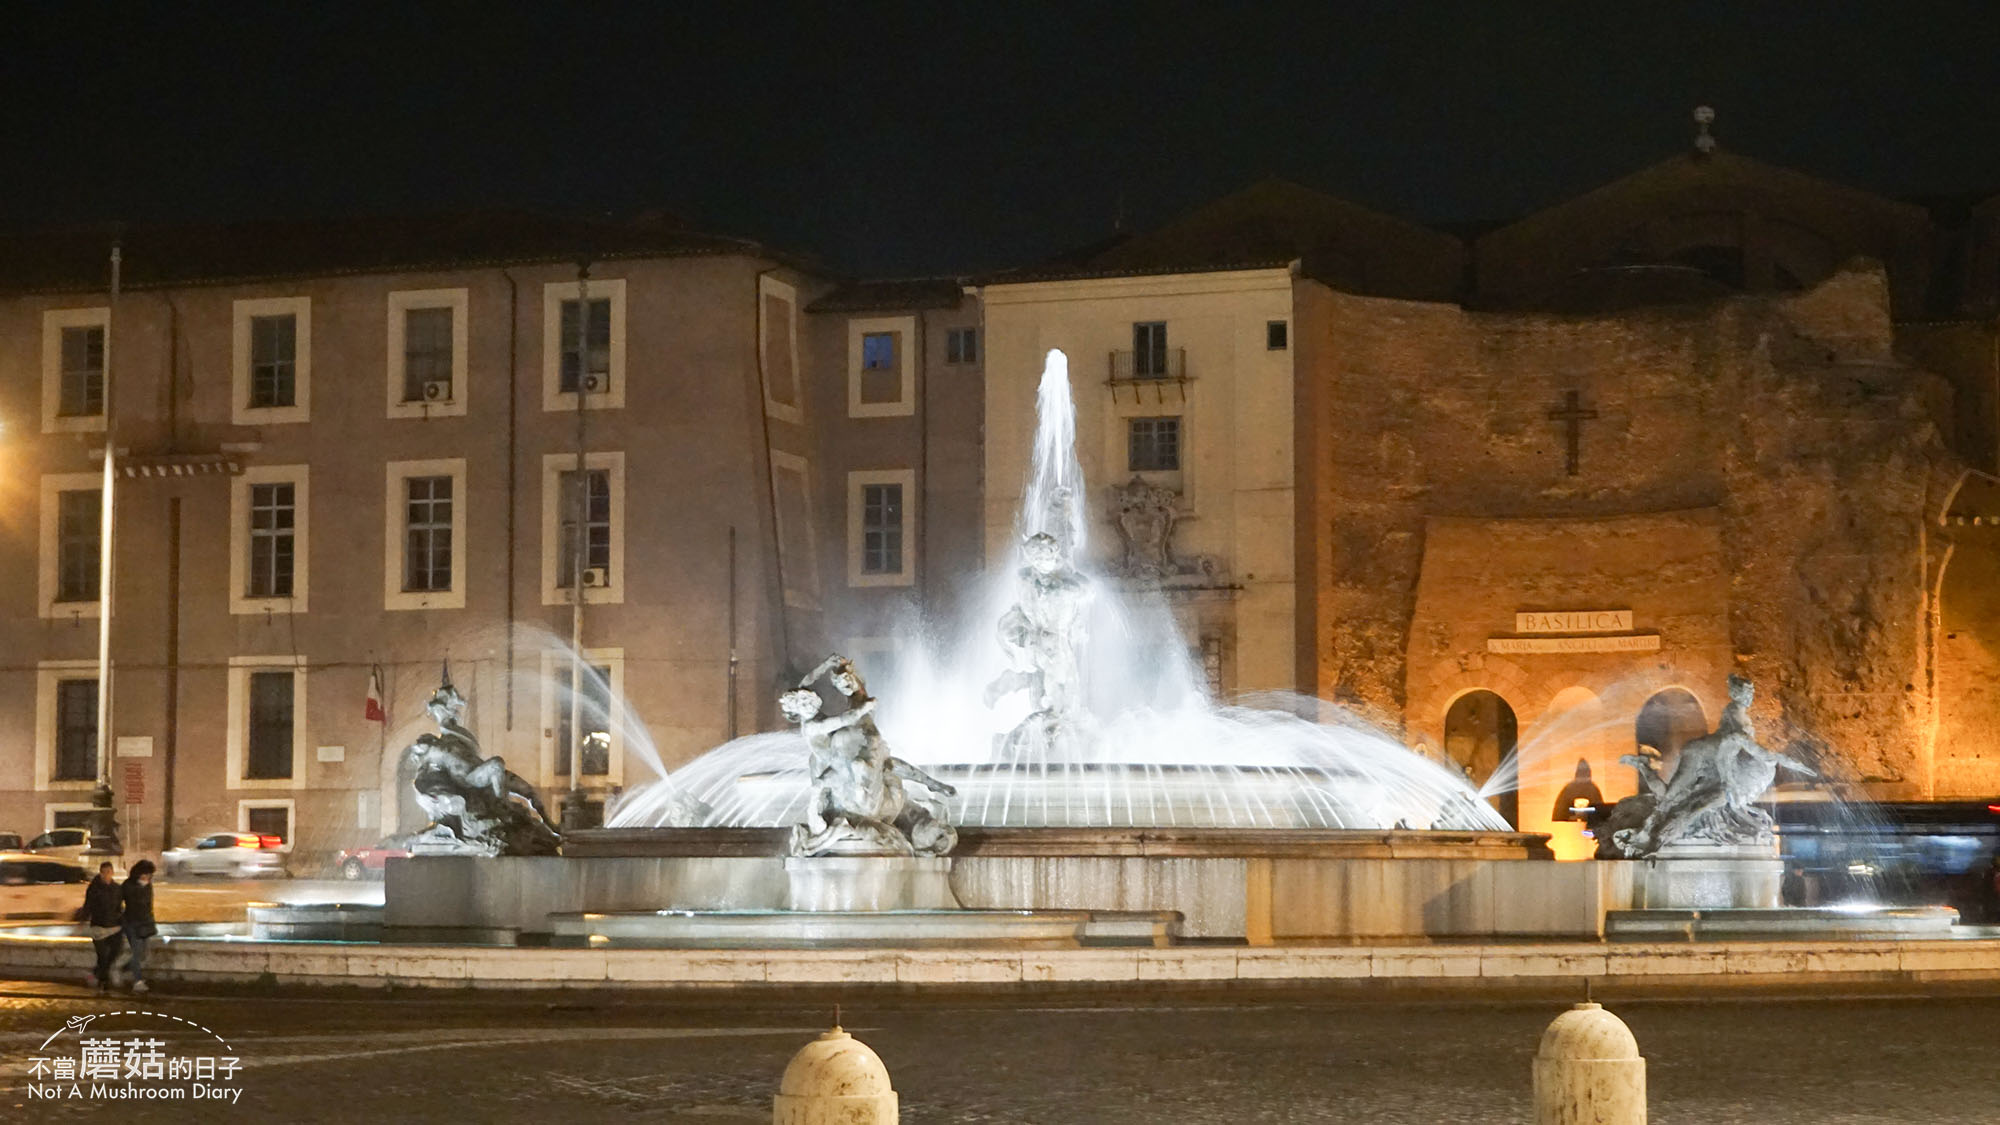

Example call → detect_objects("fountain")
455 349 1561 947
604 351 1514 838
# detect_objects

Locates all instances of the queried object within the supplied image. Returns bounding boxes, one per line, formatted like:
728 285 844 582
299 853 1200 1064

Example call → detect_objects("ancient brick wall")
1301 266 1958 795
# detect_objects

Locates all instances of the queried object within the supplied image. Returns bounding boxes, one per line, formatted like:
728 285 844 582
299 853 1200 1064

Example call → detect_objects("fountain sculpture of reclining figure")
782 655 957 858
1613 674 1814 858
405 668 561 856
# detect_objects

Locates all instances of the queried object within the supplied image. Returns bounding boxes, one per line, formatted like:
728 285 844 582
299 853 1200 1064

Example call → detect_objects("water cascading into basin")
610 349 1509 832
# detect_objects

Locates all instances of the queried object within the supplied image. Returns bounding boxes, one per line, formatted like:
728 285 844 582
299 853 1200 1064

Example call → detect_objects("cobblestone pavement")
0 982 1992 1123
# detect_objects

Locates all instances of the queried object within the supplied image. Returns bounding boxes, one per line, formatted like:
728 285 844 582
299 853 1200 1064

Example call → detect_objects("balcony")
1107 348 1189 404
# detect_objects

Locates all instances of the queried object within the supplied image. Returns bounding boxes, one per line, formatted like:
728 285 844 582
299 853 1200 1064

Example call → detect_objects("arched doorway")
1443 690 1519 828
1635 688 1707 780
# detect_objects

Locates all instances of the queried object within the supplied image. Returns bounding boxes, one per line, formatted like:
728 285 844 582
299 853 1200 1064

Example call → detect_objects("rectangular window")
249 314 297 408
858 331 902 405
245 671 294 780
1133 322 1168 377
247 482 296 599
403 475 454 592
58 326 105 417
554 664 613 777
558 297 612 394
1128 417 1182 472
761 289 800 414
53 678 98 782
861 332 896 370
556 469 612 588
55 489 101 603
402 306 455 402
945 327 979 365
1267 320 1289 350
245 804 291 844
860 483 904 575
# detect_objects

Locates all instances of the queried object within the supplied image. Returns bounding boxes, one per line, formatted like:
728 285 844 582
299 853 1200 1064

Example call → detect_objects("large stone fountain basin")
385 827 1580 944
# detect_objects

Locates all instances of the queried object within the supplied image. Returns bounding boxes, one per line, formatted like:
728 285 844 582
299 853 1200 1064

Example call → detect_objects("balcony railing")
1109 347 1186 382
1108 348 1189 403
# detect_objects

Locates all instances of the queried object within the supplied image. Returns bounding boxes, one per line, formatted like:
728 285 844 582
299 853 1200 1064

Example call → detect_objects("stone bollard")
773 1025 898 1124
1533 1002 1646 1125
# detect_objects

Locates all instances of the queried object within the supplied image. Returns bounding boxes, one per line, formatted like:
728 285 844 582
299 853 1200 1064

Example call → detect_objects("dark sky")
5 3 1999 276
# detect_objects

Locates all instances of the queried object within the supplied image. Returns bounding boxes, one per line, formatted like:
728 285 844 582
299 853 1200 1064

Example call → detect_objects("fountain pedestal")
784 856 961 912
1632 841 1782 910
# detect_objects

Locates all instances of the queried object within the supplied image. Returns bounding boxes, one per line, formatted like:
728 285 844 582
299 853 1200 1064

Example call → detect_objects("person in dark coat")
76 862 123 991
120 860 158 993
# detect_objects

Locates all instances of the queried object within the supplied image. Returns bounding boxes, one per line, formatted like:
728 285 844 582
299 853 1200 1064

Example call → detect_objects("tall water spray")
610 349 1510 832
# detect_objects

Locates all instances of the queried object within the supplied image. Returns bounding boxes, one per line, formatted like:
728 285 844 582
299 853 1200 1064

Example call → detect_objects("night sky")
5 3 1999 277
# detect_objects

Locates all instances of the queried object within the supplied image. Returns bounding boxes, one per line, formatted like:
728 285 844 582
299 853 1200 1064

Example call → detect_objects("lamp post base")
83 783 123 857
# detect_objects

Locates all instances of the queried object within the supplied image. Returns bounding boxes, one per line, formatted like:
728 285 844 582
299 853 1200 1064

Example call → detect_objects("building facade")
3 133 1998 867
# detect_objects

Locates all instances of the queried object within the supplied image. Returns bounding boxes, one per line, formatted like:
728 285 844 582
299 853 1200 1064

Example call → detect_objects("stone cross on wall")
1546 389 1599 476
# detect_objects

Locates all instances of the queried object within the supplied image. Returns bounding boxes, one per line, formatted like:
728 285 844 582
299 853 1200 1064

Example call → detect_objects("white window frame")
35 660 101 792
537 647 627 788
540 451 626 606
386 288 470 419
384 458 468 610
230 464 310 615
44 803 96 832
225 656 309 791
770 450 820 609
541 278 627 412
40 307 110 434
237 798 298 852
231 296 312 425
759 275 804 423
38 472 104 619
847 315 917 418
847 468 916 587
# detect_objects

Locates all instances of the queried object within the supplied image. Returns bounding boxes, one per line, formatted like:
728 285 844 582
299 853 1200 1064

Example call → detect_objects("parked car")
334 837 411 880
0 833 24 851
161 832 288 879
25 827 91 860
0 852 90 919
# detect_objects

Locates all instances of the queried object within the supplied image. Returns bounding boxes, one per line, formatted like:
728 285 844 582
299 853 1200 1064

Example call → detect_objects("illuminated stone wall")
1301 265 1961 802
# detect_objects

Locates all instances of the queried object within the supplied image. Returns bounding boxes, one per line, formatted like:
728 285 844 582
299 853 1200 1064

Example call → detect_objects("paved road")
0 983 1992 1123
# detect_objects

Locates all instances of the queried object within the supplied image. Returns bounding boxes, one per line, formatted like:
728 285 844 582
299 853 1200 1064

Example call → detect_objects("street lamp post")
85 244 123 857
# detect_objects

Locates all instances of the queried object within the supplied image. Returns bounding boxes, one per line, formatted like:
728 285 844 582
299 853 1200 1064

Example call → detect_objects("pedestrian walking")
120 860 157 993
74 862 123 991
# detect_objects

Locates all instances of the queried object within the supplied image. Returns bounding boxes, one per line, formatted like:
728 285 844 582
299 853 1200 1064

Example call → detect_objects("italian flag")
365 666 386 723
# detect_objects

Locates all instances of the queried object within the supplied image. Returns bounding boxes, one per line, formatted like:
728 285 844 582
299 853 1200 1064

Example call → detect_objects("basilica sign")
1514 610 1633 634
